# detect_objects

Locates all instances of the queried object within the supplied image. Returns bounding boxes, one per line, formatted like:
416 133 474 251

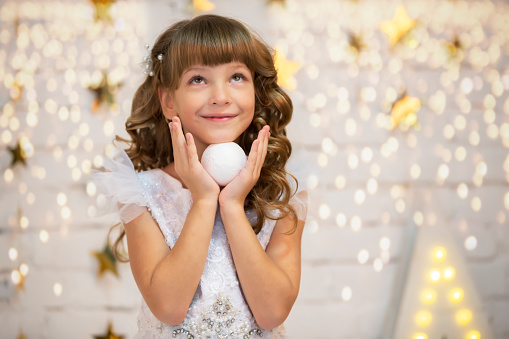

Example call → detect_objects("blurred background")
1 0 508 338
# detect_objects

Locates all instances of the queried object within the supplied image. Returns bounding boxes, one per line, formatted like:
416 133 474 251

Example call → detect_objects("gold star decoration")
8 136 34 167
445 35 464 62
348 32 367 58
87 71 123 113
90 0 116 22
380 5 416 46
93 322 124 339
274 49 301 92
17 328 26 339
92 243 119 278
192 0 215 12
390 94 421 130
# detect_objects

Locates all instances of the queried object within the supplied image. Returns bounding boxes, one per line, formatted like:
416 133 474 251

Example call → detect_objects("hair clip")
141 44 163 77
142 44 154 76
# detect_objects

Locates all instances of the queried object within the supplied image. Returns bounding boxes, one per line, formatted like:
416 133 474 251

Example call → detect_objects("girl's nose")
210 83 230 106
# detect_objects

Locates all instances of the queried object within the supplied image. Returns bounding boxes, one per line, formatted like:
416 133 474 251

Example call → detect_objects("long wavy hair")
111 14 298 262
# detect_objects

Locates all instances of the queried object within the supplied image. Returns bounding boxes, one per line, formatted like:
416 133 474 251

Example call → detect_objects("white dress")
95 148 306 339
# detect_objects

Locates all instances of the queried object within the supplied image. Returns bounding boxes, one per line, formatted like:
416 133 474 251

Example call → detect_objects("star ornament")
274 49 301 92
88 72 123 113
92 243 119 278
90 0 116 22
94 322 124 339
445 35 464 62
380 6 416 46
192 0 215 11
8 136 34 167
390 95 421 130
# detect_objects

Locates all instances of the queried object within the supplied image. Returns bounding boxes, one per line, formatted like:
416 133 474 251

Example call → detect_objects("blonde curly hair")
111 14 298 261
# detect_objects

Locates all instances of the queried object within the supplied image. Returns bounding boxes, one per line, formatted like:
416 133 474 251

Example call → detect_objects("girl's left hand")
218 125 270 208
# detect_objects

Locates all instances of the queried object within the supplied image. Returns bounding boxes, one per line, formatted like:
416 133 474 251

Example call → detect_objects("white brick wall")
1 0 509 338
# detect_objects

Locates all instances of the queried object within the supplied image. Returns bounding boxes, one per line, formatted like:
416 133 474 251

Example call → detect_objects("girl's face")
162 62 255 158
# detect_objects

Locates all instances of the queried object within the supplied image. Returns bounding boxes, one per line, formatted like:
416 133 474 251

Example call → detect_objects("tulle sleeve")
93 147 147 224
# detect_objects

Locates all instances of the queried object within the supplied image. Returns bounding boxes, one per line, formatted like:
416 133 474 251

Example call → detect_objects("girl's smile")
161 62 255 158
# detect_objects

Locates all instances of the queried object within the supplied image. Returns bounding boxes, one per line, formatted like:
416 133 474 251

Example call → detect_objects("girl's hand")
218 125 270 208
169 116 220 202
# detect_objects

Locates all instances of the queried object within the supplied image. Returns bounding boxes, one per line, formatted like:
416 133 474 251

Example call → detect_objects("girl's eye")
231 74 246 82
190 76 205 84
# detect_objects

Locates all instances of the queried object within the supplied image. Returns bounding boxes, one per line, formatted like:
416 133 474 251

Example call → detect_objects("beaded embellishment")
170 296 263 338
141 44 163 77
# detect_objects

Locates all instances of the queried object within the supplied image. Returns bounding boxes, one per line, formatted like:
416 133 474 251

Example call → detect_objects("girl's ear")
158 87 177 120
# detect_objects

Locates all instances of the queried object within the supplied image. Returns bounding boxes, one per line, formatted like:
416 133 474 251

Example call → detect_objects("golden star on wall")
348 32 367 58
445 35 464 62
8 137 34 168
390 94 421 130
94 322 124 339
90 0 116 22
88 72 123 113
274 49 300 91
92 244 119 278
380 5 416 46
192 0 215 11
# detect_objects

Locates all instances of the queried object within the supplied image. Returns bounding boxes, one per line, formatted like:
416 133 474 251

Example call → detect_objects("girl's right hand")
169 116 220 202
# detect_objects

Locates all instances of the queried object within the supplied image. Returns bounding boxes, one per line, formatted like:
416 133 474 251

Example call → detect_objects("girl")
96 14 307 338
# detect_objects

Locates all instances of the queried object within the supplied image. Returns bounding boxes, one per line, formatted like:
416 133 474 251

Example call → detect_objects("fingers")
168 116 188 167
246 125 270 178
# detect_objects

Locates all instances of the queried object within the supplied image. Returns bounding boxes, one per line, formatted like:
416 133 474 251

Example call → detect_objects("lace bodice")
94 149 291 338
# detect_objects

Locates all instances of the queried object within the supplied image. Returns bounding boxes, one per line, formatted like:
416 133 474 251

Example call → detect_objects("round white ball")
201 142 247 186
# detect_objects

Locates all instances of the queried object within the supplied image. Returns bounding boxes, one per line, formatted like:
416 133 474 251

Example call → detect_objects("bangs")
165 16 258 88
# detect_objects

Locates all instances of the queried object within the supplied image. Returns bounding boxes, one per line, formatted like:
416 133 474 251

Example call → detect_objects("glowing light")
429 270 441 282
11 269 21 285
395 199 405 214
8 248 18 261
448 288 464 304
380 237 391 250
455 146 467 162
57 193 67 206
455 308 473 326
358 249 369 264
437 164 450 182
433 247 447 262
457 183 469 199
307 175 318 190
367 178 378 194
351 216 362 231
335 175 346 189
4 168 14 183
61 207 71 219
471 196 482 212
321 137 334 153
354 189 366 205
54 283 63 296
19 263 28 276
347 154 359 169
415 310 432 327
319 204 331 220
361 147 373 162
413 333 428 339
410 164 421 179
336 213 346 228
20 216 29 229
466 330 481 339
341 286 352 301
317 153 328 167
465 236 477 251
443 267 456 281
373 258 383 272
39 230 49 243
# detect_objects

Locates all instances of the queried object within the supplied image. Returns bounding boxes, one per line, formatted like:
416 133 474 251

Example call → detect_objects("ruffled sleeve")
93 147 147 224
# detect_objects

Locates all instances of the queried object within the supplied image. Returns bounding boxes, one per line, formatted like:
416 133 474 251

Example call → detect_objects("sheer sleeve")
93 147 147 224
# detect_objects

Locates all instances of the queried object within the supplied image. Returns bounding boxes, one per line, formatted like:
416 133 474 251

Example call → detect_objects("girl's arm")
219 126 307 329
220 200 306 330
125 117 220 325
124 198 217 325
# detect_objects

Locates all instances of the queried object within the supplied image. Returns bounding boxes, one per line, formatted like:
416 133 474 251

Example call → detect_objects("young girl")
96 14 307 338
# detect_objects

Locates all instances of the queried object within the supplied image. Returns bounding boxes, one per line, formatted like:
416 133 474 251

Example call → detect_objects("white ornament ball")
201 142 247 186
